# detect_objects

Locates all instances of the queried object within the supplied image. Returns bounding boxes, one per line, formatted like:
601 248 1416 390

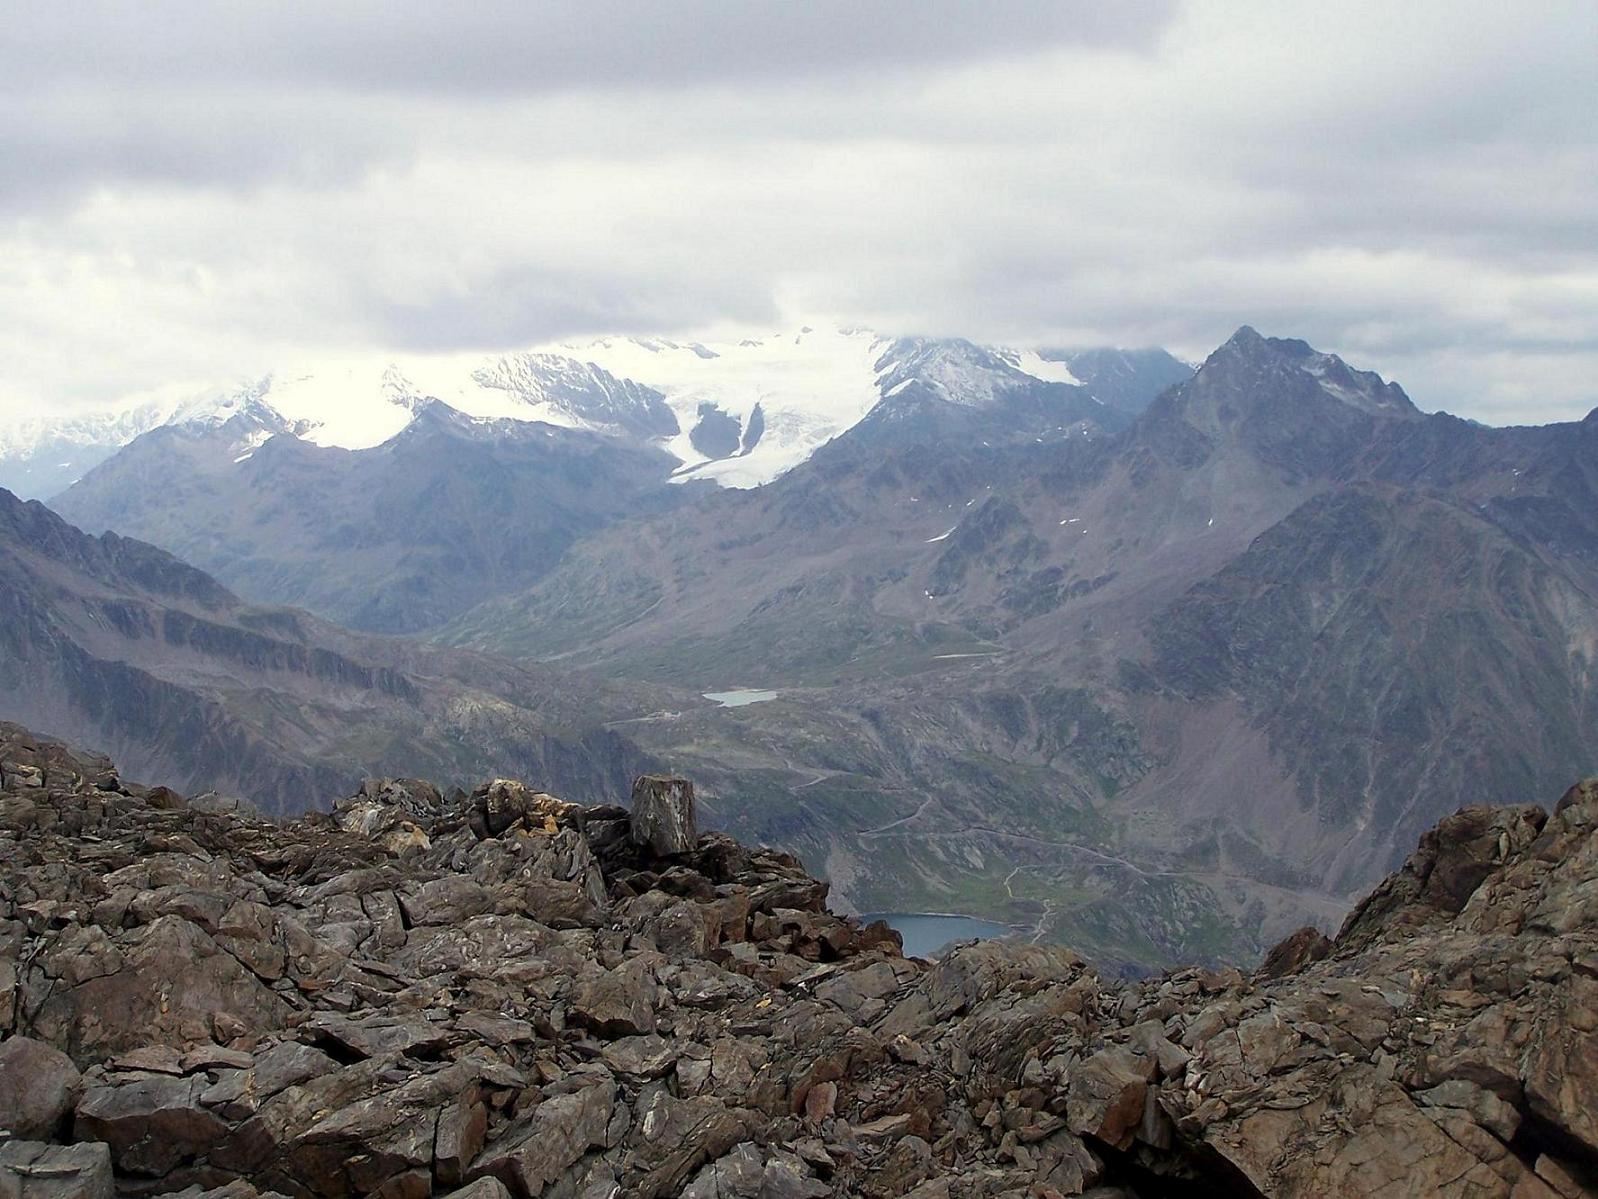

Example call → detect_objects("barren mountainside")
0 486 660 815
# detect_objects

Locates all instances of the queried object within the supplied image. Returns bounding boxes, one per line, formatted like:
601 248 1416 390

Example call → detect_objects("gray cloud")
2 2 1171 94
1 0 1594 426
0 2 1173 203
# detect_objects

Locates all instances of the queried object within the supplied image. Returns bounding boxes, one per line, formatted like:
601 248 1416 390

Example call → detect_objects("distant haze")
2 1 1594 425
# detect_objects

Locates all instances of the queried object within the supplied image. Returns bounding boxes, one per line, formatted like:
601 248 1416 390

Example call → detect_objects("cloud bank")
2 0 1594 424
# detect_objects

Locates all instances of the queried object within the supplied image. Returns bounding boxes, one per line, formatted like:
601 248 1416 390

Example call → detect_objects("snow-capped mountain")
533 328 1192 487
541 327 892 488
873 337 1083 406
0 328 1193 498
0 353 672 498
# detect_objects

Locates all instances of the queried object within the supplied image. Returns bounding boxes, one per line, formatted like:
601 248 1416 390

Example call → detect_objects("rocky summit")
1 725 1595 1199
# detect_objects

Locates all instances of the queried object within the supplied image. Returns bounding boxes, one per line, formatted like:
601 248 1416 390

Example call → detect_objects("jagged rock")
333 778 443 854
627 1089 752 1198
251 1042 338 1097
630 776 698 857
570 960 658 1037
157 1182 290 1199
283 1061 486 1197
467 779 580 842
435 1092 490 1186
681 1143 830 1199
398 875 494 926
0 1036 81 1139
0 1141 114 1199
438 1181 511 1199
29 914 292 1065
5 723 1598 1199
601 1034 680 1078
298 1012 451 1061
469 1078 618 1196
1255 925 1332 980
1337 803 1548 949
1064 1047 1154 1151
76 1075 229 1175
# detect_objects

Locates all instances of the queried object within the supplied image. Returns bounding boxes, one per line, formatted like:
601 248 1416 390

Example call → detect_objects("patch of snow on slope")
1004 349 1082 386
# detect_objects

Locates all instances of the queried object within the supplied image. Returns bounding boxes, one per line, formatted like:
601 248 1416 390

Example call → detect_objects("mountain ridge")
0 485 666 814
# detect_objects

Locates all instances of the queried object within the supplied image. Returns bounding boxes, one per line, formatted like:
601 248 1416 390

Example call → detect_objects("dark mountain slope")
50 400 682 634
43 338 1184 636
444 327 1414 681
0 487 661 814
1040 344 1195 415
1147 483 1598 891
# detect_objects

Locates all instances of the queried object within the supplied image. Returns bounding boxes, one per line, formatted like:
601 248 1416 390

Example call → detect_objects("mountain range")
7 323 1596 972
3 330 1191 498
431 327 1598 967
45 333 1187 634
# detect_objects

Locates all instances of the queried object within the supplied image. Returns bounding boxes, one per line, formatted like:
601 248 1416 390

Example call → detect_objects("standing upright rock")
629 775 698 856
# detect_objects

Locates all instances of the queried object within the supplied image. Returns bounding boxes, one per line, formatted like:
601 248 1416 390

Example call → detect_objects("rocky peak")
1130 328 1423 482
1202 326 1419 419
873 338 1069 408
2 723 1596 1198
392 396 488 439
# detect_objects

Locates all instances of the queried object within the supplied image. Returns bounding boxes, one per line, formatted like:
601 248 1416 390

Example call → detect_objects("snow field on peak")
546 326 893 488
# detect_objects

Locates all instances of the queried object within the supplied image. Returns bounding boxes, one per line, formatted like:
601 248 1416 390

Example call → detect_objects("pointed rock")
630 775 698 856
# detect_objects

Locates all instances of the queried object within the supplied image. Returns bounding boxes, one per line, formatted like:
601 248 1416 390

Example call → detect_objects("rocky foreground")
1 724 1595 1198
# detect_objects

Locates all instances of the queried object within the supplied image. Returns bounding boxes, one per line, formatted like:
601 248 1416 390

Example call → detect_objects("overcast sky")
2 0 1594 425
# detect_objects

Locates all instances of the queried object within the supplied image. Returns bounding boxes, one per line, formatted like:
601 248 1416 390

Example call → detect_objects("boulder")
467 779 578 841
681 1143 829 1199
469 1079 618 1197
30 915 291 1065
0 1036 81 1139
626 1090 752 1199
630 776 697 857
0 1141 113 1199
75 1075 229 1175
570 961 658 1038
438 1181 511 1199
1065 1046 1155 1150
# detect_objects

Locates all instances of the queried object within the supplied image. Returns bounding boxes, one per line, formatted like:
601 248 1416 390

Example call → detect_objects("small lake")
860 911 1018 959
703 688 779 707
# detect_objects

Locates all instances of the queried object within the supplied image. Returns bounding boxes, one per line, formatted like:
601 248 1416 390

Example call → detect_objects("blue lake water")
703 688 779 707
860 911 1018 959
